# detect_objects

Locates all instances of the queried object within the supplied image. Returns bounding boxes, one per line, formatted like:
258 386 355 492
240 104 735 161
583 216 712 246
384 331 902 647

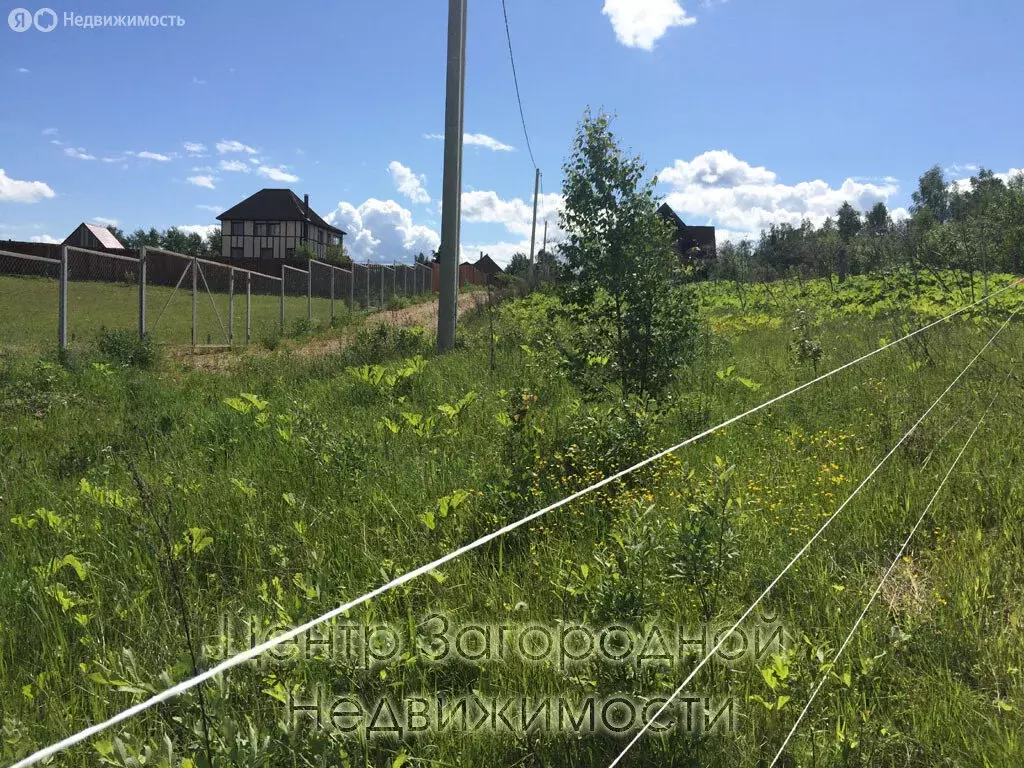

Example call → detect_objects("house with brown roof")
656 203 717 276
473 253 504 277
63 223 126 253
215 189 346 261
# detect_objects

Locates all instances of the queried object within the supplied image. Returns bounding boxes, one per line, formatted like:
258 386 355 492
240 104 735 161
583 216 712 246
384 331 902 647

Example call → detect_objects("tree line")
713 165 1024 288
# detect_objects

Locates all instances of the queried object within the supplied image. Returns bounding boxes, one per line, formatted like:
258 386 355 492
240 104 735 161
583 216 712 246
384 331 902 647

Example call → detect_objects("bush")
348 322 429 365
259 324 281 351
95 329 158 369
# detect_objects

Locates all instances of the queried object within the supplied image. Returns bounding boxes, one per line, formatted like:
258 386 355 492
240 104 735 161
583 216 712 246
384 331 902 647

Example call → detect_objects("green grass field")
0 274 418 355
1 270 1022 767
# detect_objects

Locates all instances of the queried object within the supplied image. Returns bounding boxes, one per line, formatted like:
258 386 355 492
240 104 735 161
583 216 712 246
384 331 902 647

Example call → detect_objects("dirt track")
179 292 485 371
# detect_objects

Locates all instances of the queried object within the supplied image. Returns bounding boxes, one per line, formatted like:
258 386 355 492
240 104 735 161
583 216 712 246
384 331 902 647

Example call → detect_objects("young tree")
559 110 695 399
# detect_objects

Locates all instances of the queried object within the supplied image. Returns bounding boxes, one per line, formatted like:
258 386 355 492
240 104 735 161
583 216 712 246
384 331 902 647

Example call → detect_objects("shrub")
95 329 158 369
259 324 281 351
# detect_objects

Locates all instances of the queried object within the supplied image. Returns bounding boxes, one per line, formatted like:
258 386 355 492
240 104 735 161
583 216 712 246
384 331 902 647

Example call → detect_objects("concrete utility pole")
437 0 467 352
527 168 540 282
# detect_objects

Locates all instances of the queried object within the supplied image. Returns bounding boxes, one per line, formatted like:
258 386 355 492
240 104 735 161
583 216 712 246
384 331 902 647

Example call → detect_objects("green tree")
911 165 951 224
836 202 862 283
324 243 351 265
505 252 530 276
865 202 891 236
205 228 223 258
161 227 191 255
558 109 695 399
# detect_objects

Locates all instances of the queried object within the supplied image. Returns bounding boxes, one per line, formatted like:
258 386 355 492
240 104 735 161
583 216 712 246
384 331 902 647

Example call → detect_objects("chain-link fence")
0 249 61 355
1 246 438 356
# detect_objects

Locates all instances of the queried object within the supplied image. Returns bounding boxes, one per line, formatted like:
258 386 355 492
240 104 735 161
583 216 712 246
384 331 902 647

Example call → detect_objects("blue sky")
2 0 1022 264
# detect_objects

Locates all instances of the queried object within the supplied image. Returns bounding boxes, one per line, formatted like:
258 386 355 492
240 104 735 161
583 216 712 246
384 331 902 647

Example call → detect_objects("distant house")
216 189 346 261
473 253 504 277
63 223 125 253
656 204 717 275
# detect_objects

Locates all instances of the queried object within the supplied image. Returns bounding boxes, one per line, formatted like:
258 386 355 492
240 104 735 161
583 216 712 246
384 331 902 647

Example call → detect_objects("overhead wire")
500 0 538 170
606 297 1024 768
10 281 1023 768
768 363 1015 766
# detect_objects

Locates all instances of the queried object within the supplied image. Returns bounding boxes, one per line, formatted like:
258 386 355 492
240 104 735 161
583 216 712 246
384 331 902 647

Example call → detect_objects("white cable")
9 282 1021 768
606 299 1022 768
768 365 1013 766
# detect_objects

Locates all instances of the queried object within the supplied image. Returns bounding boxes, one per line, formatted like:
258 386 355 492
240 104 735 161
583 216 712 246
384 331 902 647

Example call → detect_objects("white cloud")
219 159 250 173
131 151 171 162
93 217 118 226
196 204 222 212
388 161 431 204
658 150 901 237
176 224 220 239
192 76 207 85
0 169 56 203
602 0 696 50
30 234 60 244
425 132 516 152
326 199 440 261
64 147 95 161
257 166 300 183
216 140 258 154
41 127 59 136
464 133 516 152
17 67 30 74
101 157 123 164
461 190 563 237
187 175 217 190
184 142 207 154
248 158 260 165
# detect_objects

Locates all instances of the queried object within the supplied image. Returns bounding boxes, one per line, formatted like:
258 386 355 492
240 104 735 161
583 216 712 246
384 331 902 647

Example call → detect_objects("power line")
606 298 1024 768
769 365 1013 766
500 0 537 170
10 281 1022 768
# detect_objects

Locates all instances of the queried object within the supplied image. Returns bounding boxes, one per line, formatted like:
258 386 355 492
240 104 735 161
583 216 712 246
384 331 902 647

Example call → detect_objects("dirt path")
178 292 485 371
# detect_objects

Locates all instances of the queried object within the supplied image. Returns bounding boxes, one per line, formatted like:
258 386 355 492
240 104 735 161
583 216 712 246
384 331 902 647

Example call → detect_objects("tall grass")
0 273 1022 767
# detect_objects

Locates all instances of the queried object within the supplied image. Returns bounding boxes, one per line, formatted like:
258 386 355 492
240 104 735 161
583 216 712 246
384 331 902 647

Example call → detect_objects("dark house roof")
217 189 346 236
63 223 125 251
657 203 717 257
474 254 504 275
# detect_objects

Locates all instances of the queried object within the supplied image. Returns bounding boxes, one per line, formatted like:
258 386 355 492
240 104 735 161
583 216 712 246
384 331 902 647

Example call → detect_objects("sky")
2 0 1023 265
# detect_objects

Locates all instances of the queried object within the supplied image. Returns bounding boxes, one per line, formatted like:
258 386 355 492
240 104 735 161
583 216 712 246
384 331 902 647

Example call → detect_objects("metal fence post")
307 265 312 323
349 265 354 310
393 261 397 302
246 271 252 345
191 257 198 348
138 246 147 339
59 245 68 350
366 263 371 309
380 265 384 308
330 266 336 321
228 267 235 347
280 264 286 332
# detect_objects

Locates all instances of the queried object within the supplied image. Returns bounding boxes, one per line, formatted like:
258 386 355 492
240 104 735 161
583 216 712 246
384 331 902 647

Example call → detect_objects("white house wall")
220 220 336 260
